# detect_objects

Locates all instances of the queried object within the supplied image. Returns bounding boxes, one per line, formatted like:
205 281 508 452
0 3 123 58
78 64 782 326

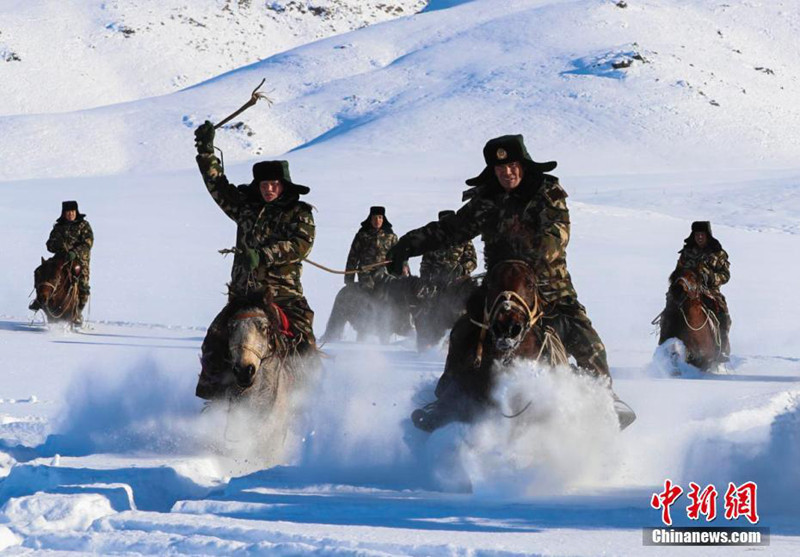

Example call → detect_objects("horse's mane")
226 289 274 313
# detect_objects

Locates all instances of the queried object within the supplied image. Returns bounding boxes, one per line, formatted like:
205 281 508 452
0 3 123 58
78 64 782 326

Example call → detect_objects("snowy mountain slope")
0 0 426 115
1 0 799 182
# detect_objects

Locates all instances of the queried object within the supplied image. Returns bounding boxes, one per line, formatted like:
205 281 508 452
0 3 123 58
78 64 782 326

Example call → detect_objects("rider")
419 210 478 285
322 206 411 342
345 206 405 289
387 135 626 431
30 200 93 326
193 120 316 400
660 221 731 359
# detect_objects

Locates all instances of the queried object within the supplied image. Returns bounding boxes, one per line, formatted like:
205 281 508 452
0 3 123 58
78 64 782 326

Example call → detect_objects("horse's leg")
197 305 237 400
321 286 353 342
684 301 711 369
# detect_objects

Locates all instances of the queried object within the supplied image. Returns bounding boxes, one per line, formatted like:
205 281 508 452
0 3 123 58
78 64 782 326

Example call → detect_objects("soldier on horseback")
387 135 628 431
659 221 731 360
193 121 317 400
419 210 477 285
29 200 93 326
321 206 409 342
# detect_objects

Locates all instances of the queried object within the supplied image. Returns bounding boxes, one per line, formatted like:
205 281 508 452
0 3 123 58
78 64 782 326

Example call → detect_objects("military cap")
691 221 712 234
466 135 557 186
252 160 310 195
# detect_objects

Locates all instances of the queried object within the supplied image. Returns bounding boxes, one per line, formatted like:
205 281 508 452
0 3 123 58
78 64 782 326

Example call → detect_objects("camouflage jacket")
399 173 577 303
345 225 398 287
671 244 730 291
196 153 315 298
46 217 93 266
420 241 477 283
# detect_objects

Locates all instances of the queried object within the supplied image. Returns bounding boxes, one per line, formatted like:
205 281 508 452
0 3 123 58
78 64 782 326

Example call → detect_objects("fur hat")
361 206 392 229
691 221 712 234
465 135 557 187
251 160 309 196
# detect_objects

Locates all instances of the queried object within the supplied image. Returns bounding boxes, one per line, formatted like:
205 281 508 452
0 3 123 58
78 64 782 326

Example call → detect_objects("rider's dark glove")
344 273 355 285
194 120 215 155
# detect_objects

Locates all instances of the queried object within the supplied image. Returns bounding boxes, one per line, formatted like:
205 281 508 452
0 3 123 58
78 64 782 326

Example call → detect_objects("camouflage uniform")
661 221 731 356
420 211 477 284
194 121 316 399
41 202 93 313
323 207 401 341
344 211 398 289
389 135 610 410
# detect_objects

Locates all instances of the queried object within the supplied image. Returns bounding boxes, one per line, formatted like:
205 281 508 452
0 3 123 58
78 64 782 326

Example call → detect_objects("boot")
412 401 459 432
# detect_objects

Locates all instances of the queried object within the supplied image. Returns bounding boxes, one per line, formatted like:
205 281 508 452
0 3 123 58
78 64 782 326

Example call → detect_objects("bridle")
229 310 273 363
471 260 544 363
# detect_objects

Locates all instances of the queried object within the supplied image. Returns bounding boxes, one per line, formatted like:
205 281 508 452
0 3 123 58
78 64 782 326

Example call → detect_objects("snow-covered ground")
1 0 799 554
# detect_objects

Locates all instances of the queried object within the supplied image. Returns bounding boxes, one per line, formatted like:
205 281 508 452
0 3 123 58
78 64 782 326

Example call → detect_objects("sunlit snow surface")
1 0 800 554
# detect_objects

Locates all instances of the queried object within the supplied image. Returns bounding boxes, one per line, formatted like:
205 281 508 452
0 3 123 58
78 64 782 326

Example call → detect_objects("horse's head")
672 269 703 301
227 306 276 390
484 260 542 353
35 255 78 308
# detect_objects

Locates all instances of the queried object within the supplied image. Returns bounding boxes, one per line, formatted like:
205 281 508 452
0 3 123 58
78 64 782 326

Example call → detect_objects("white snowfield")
1 0 799 554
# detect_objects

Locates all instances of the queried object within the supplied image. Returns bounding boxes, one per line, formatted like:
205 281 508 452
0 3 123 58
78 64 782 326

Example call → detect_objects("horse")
208 295 315 458
413 260 569 430
322 278 417 343
657 269 722 371
32 254 82 324
414 276 479 352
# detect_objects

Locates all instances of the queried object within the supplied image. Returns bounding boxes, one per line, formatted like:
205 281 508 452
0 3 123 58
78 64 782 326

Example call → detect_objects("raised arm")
194 121 245 221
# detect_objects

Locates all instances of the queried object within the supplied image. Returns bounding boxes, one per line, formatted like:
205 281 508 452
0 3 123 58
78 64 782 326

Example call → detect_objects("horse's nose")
234 363 256 386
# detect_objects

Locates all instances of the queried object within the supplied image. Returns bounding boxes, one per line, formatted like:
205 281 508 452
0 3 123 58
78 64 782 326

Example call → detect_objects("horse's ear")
41 257 45 264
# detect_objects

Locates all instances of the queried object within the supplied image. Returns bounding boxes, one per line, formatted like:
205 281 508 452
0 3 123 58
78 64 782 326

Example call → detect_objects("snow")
1 0 800 554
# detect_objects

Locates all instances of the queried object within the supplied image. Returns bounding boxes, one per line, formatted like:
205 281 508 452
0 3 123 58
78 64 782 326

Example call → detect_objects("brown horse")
32 255 82 324
658 269 722 370
470 260 568 378
413 260 569 430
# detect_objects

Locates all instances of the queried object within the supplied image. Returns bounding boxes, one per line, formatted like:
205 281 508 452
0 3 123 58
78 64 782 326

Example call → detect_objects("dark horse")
201 294 316 458
657 269 722 370
323 278 418 343
32 254 82 325
413 260 570 430
414 276 479 352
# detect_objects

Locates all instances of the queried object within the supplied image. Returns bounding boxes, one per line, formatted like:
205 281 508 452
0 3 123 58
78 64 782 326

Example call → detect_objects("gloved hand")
194 120 215 154
67 251 77 262
344 273 355 285
386 238 413 276
245 247 260 271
